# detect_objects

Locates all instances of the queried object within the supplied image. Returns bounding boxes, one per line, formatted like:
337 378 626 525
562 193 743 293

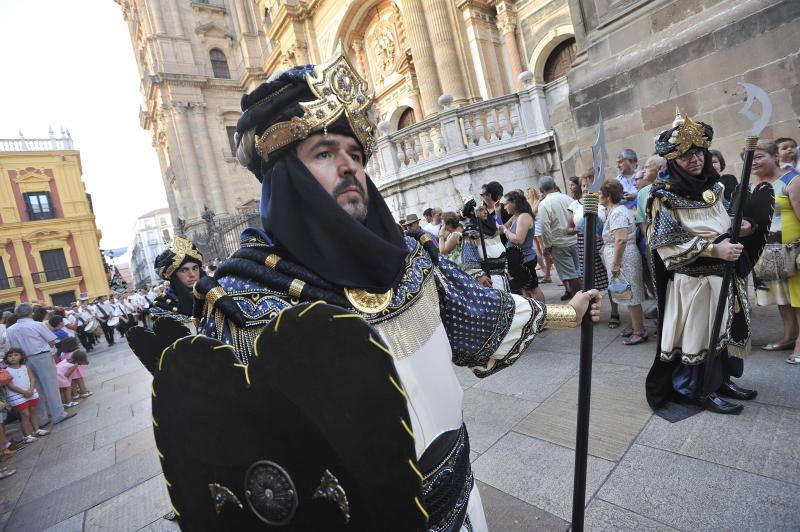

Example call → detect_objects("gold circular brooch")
344 288 393 314
702 189 716 204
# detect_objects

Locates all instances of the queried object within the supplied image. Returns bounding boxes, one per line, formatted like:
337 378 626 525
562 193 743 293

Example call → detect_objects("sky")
0 0 167 262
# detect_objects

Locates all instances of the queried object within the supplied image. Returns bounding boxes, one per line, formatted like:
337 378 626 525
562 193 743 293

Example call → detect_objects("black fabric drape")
260 152 408 292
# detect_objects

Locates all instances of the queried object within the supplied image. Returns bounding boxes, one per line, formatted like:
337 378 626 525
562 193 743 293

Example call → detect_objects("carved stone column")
233 0 252 35
144 0 165 35
189 105 228 216
425 0 468 103
497 7 525 89
168 104 206 220
399 0 442 117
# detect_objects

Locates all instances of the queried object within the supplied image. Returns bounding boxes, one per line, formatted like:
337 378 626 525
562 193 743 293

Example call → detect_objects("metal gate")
189 206 261 262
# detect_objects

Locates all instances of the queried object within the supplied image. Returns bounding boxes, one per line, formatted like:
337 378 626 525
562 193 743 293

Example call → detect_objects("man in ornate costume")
128 48 599 531
646 114 772 416
147 236 204 323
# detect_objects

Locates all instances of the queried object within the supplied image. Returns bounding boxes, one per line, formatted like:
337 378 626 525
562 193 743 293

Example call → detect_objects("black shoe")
644 307 658 319
698 393 743 415
718 381 757 400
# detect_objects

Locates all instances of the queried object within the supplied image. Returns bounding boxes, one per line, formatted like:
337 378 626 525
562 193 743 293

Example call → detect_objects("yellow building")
0 133 108 311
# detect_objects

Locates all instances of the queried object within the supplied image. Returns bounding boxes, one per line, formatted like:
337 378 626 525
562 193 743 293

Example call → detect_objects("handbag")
0 368 12 386
754 240 800 281
608 271 633 301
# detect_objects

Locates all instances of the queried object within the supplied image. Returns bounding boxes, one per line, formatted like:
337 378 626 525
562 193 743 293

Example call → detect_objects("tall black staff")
570 115 606 531
702 82 772 396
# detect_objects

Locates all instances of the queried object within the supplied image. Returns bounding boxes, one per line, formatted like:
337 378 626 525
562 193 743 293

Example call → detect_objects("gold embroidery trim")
544 304 578 329
264 254 281 269
205 286 226 308
288 279 306 299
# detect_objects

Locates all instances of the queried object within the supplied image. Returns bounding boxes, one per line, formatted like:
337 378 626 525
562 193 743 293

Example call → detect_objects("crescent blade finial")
738 82 773 136
590 111 607 192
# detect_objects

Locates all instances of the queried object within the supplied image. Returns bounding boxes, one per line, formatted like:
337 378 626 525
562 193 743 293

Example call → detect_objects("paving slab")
477 480 569 531
43 407 132 451
462 388 539 453
94 413 152 449
137 517 180 531
472 431 614 521
534 325 618 356
453 364 480 389
84 474 171 532
5 449 162 531
584 499 677 531
37 432 97 469
115 428 157 463
737 350 800 410
598 444 800 531
637 402 800 485
516 363 652 461
101 370 151 391
20 445 116 505
594 336 657 369
474 351 579 403
0 464 35 515
43 512 85 531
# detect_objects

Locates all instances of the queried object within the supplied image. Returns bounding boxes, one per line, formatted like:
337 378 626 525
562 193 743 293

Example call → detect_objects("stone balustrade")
368 81 559 217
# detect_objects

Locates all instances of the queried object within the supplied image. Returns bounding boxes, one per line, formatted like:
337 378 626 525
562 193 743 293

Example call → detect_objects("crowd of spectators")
0 280 176 479
404 135 800 356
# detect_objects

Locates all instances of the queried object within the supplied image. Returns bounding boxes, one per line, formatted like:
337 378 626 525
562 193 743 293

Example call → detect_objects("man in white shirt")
422 207 443 237
616 148 639 209
6 303 76 425
92 296 116 346
538 176 581 297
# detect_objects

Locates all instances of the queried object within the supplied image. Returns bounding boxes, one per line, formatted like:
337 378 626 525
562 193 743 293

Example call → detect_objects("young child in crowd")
58 337 92 400
56 349 89 408
3 347 49 444
776 137 798 171
49 315 70 361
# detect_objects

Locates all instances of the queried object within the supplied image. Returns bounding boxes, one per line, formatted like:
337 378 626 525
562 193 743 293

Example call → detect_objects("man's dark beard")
333 173 368 223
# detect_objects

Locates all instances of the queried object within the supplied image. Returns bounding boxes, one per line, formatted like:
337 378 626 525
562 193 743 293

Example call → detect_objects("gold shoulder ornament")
344 288 393 314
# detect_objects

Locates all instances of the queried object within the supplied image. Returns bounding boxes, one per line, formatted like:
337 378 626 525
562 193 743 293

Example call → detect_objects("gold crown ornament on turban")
254 44 375 161
655 110 713 160
156 236 204 280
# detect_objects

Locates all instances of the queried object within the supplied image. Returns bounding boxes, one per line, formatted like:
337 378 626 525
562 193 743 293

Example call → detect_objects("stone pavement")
1 282 798 531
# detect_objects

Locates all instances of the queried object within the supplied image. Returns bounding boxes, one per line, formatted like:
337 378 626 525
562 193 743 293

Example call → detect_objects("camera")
461 198 477 219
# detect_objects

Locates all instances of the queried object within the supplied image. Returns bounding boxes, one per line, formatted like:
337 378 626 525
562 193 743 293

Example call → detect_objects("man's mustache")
333 174 367 199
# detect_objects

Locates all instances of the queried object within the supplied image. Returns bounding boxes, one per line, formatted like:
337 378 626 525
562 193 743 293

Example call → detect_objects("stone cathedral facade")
115 0 576 231
117 0 798 234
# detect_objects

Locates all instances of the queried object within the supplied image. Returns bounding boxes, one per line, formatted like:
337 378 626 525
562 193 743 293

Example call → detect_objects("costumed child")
59 337 92 400
56 349 89 408
3 347 49 443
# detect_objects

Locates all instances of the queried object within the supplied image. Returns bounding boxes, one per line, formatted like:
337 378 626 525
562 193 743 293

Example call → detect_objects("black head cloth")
655 113 719 200
234 57 407 292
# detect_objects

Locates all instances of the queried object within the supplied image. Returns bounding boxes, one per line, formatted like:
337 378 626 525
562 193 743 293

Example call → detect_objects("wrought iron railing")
0 276 23 290
191 208 261 261
31 266 82 284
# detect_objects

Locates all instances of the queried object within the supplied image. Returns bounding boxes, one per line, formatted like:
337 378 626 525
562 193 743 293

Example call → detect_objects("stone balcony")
366 78 562 218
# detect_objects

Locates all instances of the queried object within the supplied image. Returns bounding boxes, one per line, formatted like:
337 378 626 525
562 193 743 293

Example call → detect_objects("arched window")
543 37 576 83
210 49 231 79
398 108 416 130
